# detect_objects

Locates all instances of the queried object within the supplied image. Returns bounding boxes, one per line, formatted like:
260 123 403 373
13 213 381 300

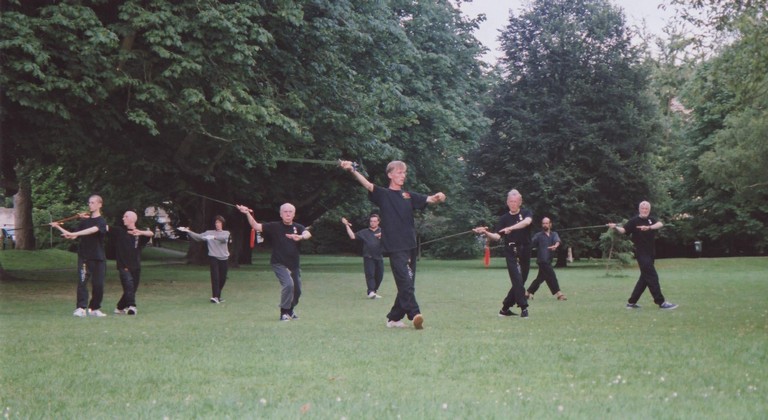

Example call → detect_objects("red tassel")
484 245 490 267
249 228 256 249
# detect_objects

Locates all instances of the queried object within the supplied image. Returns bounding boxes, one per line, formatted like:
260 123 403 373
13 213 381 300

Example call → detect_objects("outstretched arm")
473 226 501 242
427 192 447 205
51 222 99 240
607 223 626 234
341 217 356 240
236 205 262 232
498 216 532 235
339 160 374 192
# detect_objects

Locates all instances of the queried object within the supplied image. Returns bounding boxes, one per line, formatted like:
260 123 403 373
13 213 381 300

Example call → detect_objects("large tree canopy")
467 0 662 255
1 0 490 257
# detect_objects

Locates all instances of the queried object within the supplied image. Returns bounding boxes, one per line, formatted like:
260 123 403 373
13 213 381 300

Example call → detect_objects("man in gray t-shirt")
342 215 384 299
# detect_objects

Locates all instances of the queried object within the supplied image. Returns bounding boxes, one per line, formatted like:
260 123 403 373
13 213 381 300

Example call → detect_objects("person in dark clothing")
51 195 109 318
110 211 154 315
237 203 311 321
474 189 532 318
342 215 384 299
178 216 231 304
340 160 446 330
608 201 678 310
526 217 567 301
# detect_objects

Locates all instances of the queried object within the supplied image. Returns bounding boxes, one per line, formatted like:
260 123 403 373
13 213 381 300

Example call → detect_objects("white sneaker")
280 314 292 321
88 309 107 317
367 291 377 299
210 297 220 304
374 293 382 299
114 308 125 315
73 308 87 317
386 319 406 328
125 306 137 315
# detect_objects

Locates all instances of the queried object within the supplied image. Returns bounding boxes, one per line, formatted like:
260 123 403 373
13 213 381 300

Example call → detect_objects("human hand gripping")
236 204 253 215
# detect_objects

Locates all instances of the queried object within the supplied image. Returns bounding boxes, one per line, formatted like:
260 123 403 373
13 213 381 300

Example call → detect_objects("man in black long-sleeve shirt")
609 201 678 310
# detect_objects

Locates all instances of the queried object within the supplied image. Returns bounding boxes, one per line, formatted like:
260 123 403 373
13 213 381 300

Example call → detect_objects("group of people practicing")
51 159 677 327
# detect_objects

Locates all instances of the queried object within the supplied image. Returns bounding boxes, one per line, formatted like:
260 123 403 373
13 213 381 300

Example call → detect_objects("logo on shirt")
401 192 411 200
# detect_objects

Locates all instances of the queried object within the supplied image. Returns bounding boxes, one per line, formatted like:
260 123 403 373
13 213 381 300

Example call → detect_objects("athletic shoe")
498 308 517 317
290 311 299 320
88 309 107 317
374 293 382 299
280 314 291 321
210 297 220 304
114 308 125 315
367 291 377 299
626 303 641 309
125 306 137 315
386 319 406 328
521 309 529 318
659 302 678 310
413 314 424 330
217 298 225 303
73 308 87 317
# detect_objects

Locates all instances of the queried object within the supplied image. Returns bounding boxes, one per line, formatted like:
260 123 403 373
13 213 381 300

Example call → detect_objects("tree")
1 0 490 260
663 0 768 255
468 0 662 257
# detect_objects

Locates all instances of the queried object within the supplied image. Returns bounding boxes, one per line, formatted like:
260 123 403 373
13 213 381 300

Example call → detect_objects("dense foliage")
468 0 662 257
1 0 490 258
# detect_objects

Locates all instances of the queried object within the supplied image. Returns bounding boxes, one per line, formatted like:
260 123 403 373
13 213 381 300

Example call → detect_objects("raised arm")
339 160 374 192
236 205 262 232
341 217 356 240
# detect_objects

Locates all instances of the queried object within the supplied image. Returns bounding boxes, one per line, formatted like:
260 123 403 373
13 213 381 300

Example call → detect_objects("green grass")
1 251 766 418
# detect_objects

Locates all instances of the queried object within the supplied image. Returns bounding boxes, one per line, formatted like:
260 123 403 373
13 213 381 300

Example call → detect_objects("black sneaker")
521 308 529 318
498 308 517 317
626 303 641 309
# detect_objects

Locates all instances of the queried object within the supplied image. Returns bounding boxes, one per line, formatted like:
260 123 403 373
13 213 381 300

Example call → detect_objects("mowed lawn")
0 249 766 419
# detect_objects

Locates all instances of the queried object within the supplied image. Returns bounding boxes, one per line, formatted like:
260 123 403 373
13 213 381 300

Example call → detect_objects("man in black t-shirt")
609 201 678 310
340 160 446 330
52 195 109 317
109 211 154 315
238 203 311 321
342 215 384 299
474 189 532 318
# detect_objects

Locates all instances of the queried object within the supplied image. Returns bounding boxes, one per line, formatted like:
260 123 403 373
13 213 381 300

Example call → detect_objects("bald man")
110 210 154 315
609 201 677 310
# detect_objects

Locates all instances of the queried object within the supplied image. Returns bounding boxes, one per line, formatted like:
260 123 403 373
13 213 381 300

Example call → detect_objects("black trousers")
629 254 665 305
386 248 420 321
363 257 384 294
209 257 228 299
77 258 106 310
502 248 528 310
117 268 141 309
518 244 532 283
527 261 561 295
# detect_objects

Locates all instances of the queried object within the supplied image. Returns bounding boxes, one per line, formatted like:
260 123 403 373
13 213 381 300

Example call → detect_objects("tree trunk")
13 175 35 250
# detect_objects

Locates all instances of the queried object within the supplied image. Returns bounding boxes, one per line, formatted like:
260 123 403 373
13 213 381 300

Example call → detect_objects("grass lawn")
0 250 766 418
